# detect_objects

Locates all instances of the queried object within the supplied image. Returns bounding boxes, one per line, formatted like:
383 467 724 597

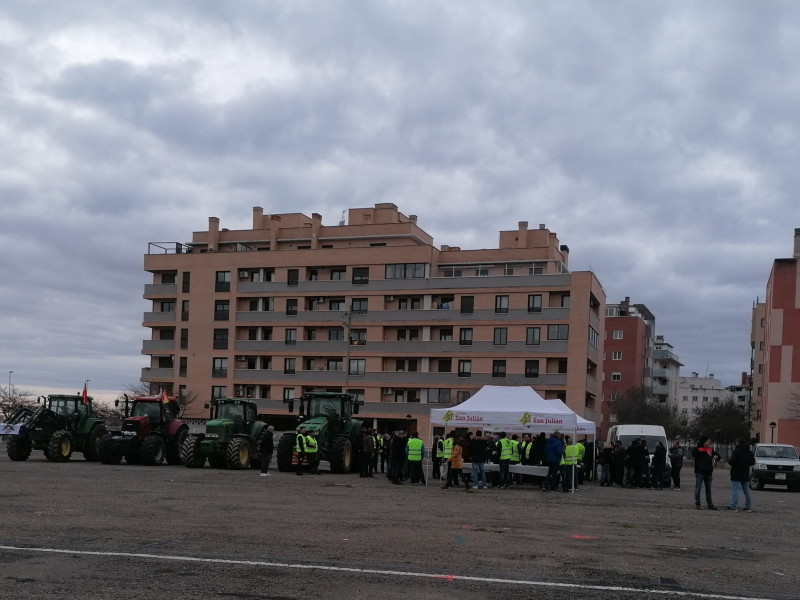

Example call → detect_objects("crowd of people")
268 426 758 512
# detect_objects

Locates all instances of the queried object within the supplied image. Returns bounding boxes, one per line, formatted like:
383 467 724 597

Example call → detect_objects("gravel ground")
0 451 798 600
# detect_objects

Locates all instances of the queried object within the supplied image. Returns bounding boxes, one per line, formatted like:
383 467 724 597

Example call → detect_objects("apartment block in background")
751 229 800 446
652 335 682 406
600 297 655 438
141 203 605 433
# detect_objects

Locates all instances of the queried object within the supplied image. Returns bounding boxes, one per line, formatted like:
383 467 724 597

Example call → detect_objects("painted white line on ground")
0 544 774 600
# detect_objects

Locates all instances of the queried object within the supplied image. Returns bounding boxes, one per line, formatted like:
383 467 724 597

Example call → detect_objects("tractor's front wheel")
6 435 32 461
48 430 73 462
329 436 353 473
181 435 206 468
226 437 251 470
276 434 295 472
140 435 166 466
99 435 122 465
83 425 108 462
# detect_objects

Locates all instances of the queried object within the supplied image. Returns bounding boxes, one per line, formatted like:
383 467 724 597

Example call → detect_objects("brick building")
141 203 605 433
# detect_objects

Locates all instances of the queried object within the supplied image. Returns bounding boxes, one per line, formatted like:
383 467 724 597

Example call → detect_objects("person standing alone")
668 441 684 490
692 436 720 509
726 438 755 512
259 425 274 477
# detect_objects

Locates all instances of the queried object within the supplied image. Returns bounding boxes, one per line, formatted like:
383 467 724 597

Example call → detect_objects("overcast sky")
1 1 797 402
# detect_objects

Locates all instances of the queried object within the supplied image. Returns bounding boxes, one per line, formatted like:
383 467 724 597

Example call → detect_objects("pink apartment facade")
141 203 605 434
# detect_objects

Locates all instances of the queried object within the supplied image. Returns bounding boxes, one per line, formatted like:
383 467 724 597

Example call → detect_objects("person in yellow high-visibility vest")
560 435 579 492
442 432 455 486
305 430 320 475
405 432 426 485
496 432 513 489
294 426 307 476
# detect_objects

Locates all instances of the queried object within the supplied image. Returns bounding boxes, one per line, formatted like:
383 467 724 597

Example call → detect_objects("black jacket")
692 445 720 473
728 443 755 482
259 430 274 454
468 438 489 462
652 445 667 468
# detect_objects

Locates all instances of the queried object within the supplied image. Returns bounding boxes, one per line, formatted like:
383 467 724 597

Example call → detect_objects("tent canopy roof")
430 385 578 433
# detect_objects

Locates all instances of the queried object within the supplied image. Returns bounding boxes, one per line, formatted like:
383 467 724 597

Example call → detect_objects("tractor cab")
48 396 88 421
212 399 257 434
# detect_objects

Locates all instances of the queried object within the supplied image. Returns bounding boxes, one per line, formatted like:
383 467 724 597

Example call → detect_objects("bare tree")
0 384 38 419
611 385 690 440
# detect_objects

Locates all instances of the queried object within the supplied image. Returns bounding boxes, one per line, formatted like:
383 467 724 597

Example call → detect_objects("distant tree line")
611 385 751 444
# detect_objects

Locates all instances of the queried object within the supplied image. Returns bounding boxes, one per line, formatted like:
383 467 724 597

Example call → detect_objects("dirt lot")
0 450 798 600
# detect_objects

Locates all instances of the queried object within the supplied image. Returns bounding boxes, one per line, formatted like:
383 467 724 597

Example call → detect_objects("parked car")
749 443 800 491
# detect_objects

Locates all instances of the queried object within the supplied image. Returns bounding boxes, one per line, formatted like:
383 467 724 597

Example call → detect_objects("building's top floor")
605 297 655 322
147 203 573 276
653 335 683 366
677 372 723 391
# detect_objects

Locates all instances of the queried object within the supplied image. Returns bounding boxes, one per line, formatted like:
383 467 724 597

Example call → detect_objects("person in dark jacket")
726 438 755 512
692 436 721 509
612 441 626 486
668 441 684 490
544 432 564 491
598 442 614 486
650 441 667 489
259 425 275 477
389 431 407 484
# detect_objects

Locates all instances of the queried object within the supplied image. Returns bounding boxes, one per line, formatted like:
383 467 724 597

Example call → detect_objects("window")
547 324 569 340
610 393 621 402
692 396 698 402
531 261 546 275
460 296 474 314
492 360 506 378
329 297 344 311
350 329 366 344
214 300 229 321
161 273 176 284
305 328 317 341
212 386 227 400
494 295 509 314
328 329 344 341
284 328 297 344
180 328 188 349
493 327 508 345
287 269 299 286
458 360 472 377
285 299 298 315
588 326 599 349
212 358 228 378
213 329 229 350
613 330 623 340
525 360 540 378
385 263 426 278
612 351 622 360
160 301 175 313
527 294 542 313
456 391 471 403
307 269 318 281
557 359 568 374
215 271 230 292
349 359 366 376
181 300 189 321
351 298 368 314
283 358 296 374
326 358 342 371
459 328 473 345
526 327 541 345
283 388 295 401
182 271 191 293
611 372 621 381
439 328 453 341
443 268 462 277
179 356 187 378
475 268 488 276
437 359 452 373
560 294 570 308
330 268 345 281
352 267 369 284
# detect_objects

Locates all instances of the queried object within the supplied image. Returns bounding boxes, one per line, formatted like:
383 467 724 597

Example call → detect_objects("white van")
607 424 672 486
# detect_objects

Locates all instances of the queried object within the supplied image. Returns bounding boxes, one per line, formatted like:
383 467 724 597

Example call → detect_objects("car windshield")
618 435 665 450
756 446 798 460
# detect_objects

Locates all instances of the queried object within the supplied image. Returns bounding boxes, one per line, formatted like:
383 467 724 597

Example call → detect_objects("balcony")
144 283 177 296
141 367 174 379
143 311 176 323
141 340 175 352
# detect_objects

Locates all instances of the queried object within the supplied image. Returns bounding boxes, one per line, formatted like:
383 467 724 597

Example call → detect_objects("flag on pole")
160 389 170 404
82 382 89 405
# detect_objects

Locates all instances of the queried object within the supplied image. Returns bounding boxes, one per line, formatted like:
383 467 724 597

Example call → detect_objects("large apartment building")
652 335 683 406
750 229 800 446
141 203 605 432
600 297 655 437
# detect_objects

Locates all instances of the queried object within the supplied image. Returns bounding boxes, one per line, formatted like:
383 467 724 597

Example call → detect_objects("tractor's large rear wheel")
329 436 353 473
166 427 188 465
48 430 73 462
140 435 166 466
181 435 206 468
99 435 122 465
6 435 32 461
226 437 251 470
276 434 295 472
83 425 108 462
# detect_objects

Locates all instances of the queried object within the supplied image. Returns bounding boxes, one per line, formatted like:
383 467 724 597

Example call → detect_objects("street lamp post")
7 370 13 401
769 421 776 443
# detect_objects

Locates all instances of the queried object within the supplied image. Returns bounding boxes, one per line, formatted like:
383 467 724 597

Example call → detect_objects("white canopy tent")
430 385 578 433
544 399 598 436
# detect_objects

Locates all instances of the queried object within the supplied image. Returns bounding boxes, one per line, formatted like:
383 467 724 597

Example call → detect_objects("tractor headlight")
205 433 219 439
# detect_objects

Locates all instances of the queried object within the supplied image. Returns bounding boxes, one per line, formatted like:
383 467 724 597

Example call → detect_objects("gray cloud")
1 0 798 396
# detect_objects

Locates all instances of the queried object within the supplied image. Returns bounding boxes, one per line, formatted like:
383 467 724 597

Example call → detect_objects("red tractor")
99 395 188 466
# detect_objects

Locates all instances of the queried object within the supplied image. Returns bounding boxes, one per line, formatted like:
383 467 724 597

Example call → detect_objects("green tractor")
2 394 108 462
181 398 267 469
276 392 364 473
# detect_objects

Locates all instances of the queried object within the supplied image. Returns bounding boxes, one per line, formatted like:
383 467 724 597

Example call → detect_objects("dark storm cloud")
0 0 798 396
